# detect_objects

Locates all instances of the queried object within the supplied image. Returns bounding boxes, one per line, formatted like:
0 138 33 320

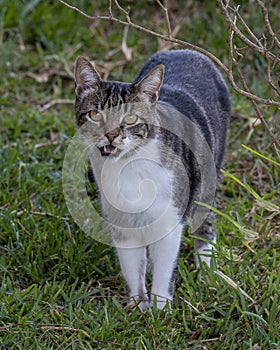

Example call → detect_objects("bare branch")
217 0 280 109
235 64 280 150
121 25 132 61
217 0 280 64
40 98 74 112
108 0 113 18
256 0 280 49
58 0 228 72
156 0 172 37
231 5 262 47
267 59 280 99
59 0 280 149
226 4 280 149
114 0 131 22
59 0 280 107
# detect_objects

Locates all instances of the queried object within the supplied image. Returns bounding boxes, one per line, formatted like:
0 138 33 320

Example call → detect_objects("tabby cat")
74 50 231 310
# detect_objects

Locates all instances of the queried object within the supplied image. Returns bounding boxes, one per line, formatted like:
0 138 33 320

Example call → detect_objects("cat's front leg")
116 246 149 310
149 224 183 309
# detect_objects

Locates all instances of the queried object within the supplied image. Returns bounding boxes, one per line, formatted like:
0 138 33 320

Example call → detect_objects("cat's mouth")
99 145 118 156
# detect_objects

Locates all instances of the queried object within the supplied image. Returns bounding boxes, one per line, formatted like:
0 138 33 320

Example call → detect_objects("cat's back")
135 49 231 166
136 49 227 95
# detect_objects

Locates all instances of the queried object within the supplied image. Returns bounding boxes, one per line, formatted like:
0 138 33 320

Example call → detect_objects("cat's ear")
135 64 165 103
74 56 102 87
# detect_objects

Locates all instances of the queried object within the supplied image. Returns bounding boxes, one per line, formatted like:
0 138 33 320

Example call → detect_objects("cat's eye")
123 115 138 125
89 110 102 122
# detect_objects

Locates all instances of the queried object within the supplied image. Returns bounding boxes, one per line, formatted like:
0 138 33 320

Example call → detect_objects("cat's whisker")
71 50 231 310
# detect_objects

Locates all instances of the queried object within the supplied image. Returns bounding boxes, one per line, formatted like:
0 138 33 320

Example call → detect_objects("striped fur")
74 50 231 309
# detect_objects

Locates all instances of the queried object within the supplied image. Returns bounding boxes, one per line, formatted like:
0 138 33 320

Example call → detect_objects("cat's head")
74 56 164 157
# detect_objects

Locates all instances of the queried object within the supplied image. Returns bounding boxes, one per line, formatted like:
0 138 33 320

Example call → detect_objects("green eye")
89 111 102 122
123 115 138 125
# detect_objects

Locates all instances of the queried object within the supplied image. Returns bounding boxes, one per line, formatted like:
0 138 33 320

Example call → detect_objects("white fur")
149 223 183 309
91 139 181 247
195 238 216 268
90 139 183 308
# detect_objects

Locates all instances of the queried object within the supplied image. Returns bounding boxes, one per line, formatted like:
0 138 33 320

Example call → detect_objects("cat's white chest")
91 139 181 245
98 139 171 213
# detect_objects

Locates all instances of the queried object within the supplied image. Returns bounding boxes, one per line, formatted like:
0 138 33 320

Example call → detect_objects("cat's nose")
105 128 120 142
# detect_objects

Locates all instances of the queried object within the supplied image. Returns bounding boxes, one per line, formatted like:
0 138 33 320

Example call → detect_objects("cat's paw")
150 295 172 310
195 241 216 269
127 297 150 311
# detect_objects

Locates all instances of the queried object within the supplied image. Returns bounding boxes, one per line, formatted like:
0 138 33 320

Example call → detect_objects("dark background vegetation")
0 0 279 349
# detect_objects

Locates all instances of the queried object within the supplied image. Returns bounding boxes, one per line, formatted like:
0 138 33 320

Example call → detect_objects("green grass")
0 1 279 349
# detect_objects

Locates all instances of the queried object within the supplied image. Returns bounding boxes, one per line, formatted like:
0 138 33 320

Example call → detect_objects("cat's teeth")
104 145 117 154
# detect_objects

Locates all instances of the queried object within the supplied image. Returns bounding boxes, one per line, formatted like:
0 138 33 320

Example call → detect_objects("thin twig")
227 8 279 148
58 0 228 72
60 0 280 110
256 0 280 49
16 209 70 221
218 0 280 64
188 329 236 345
231 5 262 47
34 140 62 149
267 58 280 98
59 0 280 149
156 0 172 37
178 296 200 314
17 218 31 235
108 0 113 18
113 0 131 22
121 25 132 61
235 62 280 149
218 0 280 114
40 98 74 112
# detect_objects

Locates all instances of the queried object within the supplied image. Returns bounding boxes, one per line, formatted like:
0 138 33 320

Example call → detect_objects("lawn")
0 1 279 349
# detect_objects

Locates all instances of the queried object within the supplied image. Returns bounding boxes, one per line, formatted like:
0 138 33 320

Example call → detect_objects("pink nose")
106 133 117 142
105 128 120 142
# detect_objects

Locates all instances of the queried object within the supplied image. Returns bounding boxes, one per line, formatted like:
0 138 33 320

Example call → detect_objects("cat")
73 49 231 310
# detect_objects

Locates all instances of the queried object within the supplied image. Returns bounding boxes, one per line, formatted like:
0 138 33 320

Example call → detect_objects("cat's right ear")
134 64 165 103
74 56 102 93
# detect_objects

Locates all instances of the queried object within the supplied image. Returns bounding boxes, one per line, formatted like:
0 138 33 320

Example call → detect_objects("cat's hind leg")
116 246 149 310
193 215 216 268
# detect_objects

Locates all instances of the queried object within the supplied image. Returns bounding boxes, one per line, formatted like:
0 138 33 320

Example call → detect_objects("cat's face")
77 105 154 158
74 56 164 158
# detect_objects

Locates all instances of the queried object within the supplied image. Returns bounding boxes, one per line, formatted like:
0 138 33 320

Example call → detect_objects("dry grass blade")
40 99 74 112
40 324 92 339
214 270 254 303
121 25 132 61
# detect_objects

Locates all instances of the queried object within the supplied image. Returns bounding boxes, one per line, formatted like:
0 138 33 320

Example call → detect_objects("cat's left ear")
135 64 165 103
74 56 102 88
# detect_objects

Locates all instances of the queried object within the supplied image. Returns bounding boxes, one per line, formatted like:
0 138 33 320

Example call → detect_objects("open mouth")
99 145 118 156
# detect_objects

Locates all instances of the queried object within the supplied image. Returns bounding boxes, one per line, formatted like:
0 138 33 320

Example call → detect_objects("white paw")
195 242 215 269
150 295 172 310
128 297 150 311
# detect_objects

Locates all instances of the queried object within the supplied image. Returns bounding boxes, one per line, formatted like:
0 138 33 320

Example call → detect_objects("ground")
0 1 279 349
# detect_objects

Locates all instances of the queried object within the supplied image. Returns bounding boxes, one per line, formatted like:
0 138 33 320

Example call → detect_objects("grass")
0 0 279 349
